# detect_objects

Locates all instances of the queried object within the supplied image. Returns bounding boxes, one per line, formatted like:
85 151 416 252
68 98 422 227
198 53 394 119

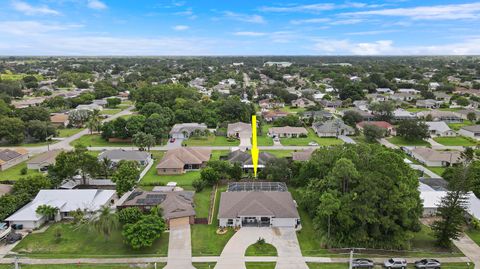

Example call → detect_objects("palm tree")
87 109 102 134
99 157 112 179
92 206 119 240
36 205 59 222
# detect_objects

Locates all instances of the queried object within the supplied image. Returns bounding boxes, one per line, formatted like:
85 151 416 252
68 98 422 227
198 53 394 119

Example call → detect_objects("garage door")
169 217 190 228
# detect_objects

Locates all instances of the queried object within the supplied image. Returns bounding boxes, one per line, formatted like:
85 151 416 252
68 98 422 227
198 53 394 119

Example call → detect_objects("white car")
308 142 319 146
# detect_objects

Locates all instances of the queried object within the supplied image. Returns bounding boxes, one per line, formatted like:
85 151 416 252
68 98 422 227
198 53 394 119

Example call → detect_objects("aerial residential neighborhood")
1 1 480 269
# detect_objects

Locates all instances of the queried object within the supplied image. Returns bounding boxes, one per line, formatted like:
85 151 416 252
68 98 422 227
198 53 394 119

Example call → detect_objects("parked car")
308 141 319 146
273 137 280 142
352 258 374 269
5 232 22 244
384 258 407 269
169 138 176 143
415 259 441 269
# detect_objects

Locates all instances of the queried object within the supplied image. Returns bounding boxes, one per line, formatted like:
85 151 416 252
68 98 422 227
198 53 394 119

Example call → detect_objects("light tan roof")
0 148 28 165
227 122 251 134
218 191 299 219
292 148 314 161
157 147 211 169
27 150 62 165
411 148 462 163
50 113 69 123
268 126 308 135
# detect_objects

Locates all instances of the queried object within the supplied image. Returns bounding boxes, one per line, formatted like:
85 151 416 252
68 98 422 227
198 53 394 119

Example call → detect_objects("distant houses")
50 113 69 127
267 126 308 138
407 148 461 167
312 120 354 137
227 122 251 139
262 110 289 122
169 123 208 139
425 122 456 137
156 147 211 175
27 150 62 171
98 149 152 166
291 98 315 108
356 121 395 136
459 125 480 140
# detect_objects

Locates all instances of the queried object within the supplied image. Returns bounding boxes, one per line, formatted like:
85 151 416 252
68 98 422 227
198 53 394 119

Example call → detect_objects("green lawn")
71 134 133 147
448 121 475 131
263 150 294 158
0 73 43 81
100 109 122 115
57 128 84 138
183 135 240 147
12 223 168 258
0 264 162 269
193 263 216 269
387 137 430 146
245 262 276 269
245 242 278 256
466 229 480 247
406 108 430 113
433 136 478 146
307 263 348 269
410 225 461 255
426 167 446 176
258 124 274 146
0 158 41 182
191 185 235 256
194 187 213 218
280 128 343 146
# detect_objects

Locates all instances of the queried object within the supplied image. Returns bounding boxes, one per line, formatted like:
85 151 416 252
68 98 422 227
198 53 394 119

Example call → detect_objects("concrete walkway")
453 234 480 269
163 220 195 269
378 138 399 149
215 227 308 269
409 164 443 178
339 135 356 144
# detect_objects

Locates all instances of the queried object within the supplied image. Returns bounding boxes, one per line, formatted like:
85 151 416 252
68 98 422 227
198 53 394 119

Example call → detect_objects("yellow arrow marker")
251 115 259 178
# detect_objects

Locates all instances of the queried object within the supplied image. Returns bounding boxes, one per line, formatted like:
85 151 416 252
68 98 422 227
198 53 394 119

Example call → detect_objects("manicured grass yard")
307 263 348 269
263 150 294 158
57 128 84 138
426 167 446 177
280 128 343 146
12 223 168 258
100 109 122 115
257 124 274 146
245 262 276 269
193 263 216 269
433 136 478 146
183 135 240 146
71 134 133 147
0 264 162 269
245 242 278 256
0 158 41 181
387 137 430 147
406 108 430 113
194 187 213 218
448 121 475 131
466 229 480 247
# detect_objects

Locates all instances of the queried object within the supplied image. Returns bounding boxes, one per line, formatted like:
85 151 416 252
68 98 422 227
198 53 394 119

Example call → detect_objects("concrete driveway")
215 227 308 269
163 218 195 269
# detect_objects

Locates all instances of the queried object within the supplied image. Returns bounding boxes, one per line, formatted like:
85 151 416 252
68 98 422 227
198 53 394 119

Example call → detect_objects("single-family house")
459 125 480 140
292 148 315 162
299 111 333 121
425 122 456 137
76 103 103 111
344 109 375 121
420 189 480 219
259 99 285 109
224 150 275 171
416 99 442 109
268 126 308 138
408 148 461 167
92 99 108 107
312 119 355 137
218 182 300 228
319 100 342 109
376 88 394 94
0 148 28 171
455 109 480 121
398 88 420 95
356 121 396 136
264 61 292 68
433 92 451 103
353 100 369 111
98 149 152 166
262 110 289 122
393 109 417 121
156 147 211 175
27 150 62 170
417 110 463 123
118 189 195 226
5 189 116 229
169 123 208 139
50 113 69 127
227 122 252 139
390 93 417 102
291 98 315 108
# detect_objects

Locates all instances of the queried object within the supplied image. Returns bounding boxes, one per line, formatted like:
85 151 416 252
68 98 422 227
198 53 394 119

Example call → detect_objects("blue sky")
0 0 480 55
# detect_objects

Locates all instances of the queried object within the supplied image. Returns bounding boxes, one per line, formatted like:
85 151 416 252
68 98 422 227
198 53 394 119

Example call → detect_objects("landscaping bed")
245 241 278 256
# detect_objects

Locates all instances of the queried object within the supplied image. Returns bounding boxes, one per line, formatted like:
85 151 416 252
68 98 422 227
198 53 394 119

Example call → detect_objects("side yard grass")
71 134 133 147
245 262 276 269
466 229 480 247
387 137 430 147
57 128 84 138
0 158 41 182
100 109 122 115
448 121 475 131
245 242 278 256
426 166 446 176
433 136 478 147
12 223 169 258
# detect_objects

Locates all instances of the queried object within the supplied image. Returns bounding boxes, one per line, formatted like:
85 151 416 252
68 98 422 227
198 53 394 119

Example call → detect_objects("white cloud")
11 0 60 15
342 2 480 20
329 18 363 25
259 2 380 13
0 21 83 35
346 30 398 36
290 18 330 25
173 25 189 31
87 0 107 10
223 11 266 24
233 31 266 37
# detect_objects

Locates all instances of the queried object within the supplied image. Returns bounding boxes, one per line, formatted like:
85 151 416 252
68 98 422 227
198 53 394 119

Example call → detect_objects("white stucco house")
6 189 116 229
459 125 480 140
425 122 456 137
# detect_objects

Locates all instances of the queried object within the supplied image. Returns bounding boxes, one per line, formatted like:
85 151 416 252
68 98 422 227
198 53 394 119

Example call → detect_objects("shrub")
20 167 27 175
118 207 143 225
192 179 206 192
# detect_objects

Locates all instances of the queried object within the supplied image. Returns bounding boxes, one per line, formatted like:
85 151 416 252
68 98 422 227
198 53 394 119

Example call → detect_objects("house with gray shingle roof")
98 149 152 166
169 123 208 139
459 125 480 140
312 119 354 137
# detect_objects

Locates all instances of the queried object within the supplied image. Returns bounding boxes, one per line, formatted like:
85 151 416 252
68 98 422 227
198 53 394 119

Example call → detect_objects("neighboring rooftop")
227 182 288 192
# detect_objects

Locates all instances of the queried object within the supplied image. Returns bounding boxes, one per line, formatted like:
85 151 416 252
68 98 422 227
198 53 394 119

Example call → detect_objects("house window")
227 219 233 225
